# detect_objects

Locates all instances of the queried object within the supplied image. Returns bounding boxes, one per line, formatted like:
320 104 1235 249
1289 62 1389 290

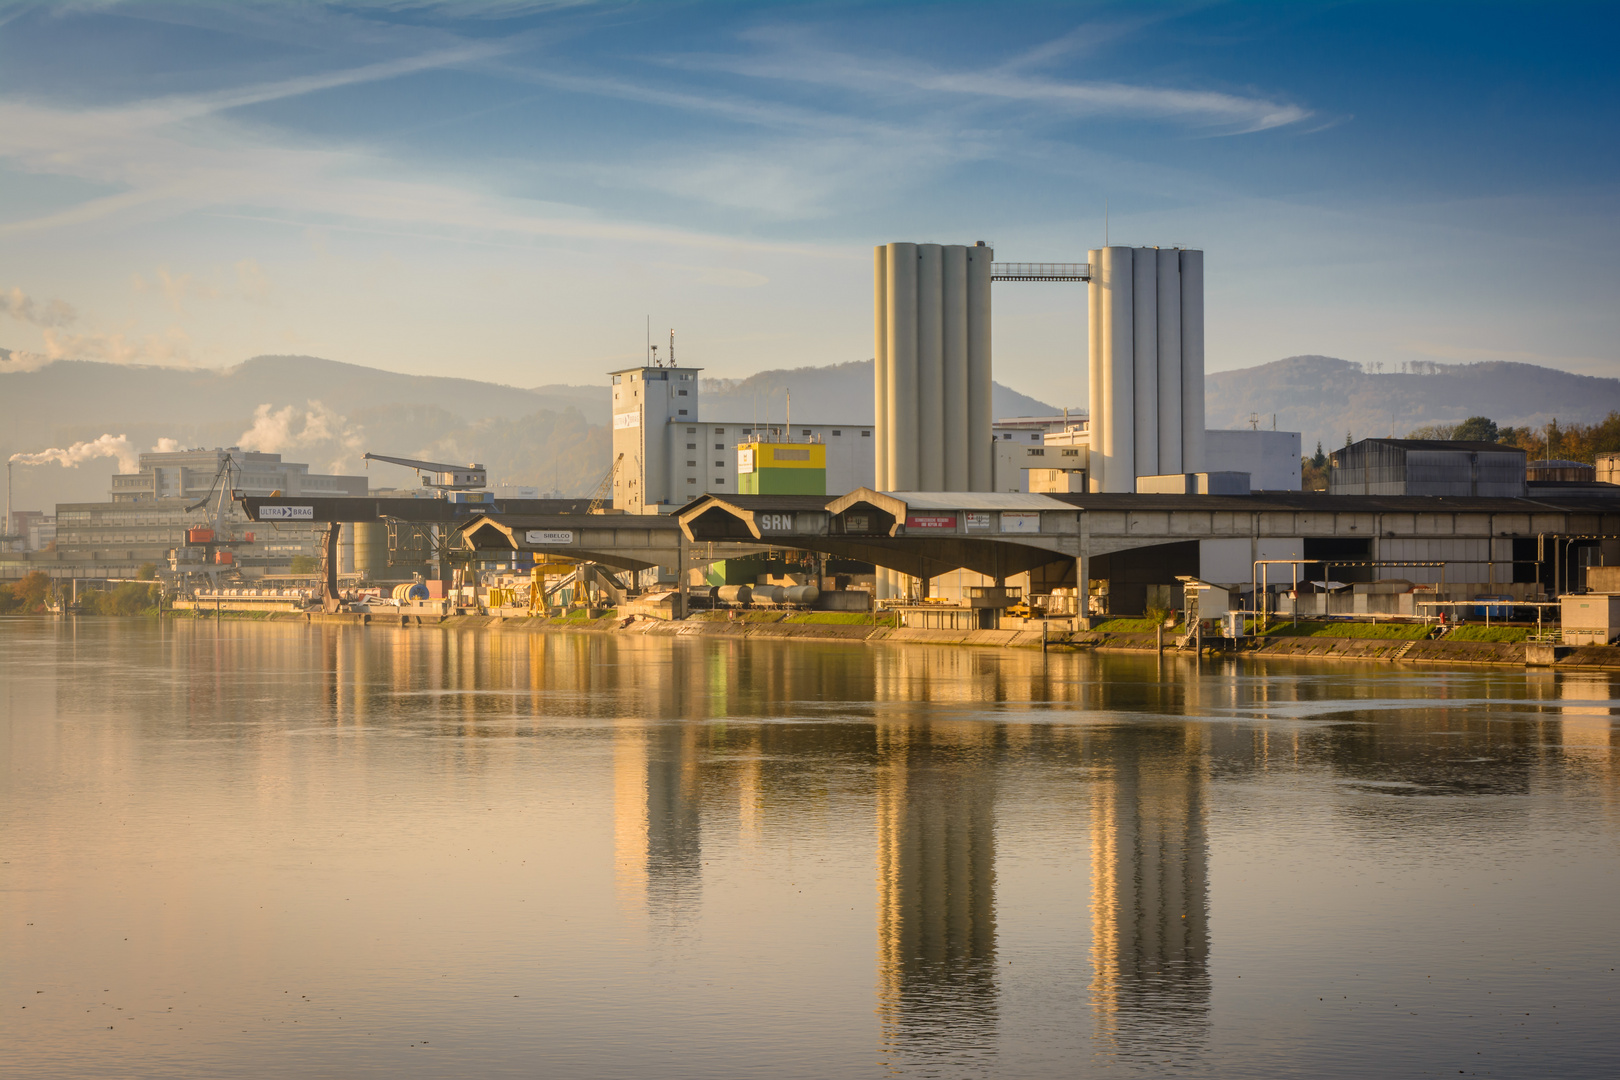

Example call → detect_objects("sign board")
612 412 640 430
964 512 992 531
259 505 314 521
844 513 871 533
905 514 957 530
756 512 796 532
738 447 755 474
1000 511 1041 534
524 530 575 545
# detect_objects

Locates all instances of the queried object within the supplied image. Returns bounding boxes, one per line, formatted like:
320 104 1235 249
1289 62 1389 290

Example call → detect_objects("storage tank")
716 585 753 606
392 582 429 602
783 585 821 606
753 585 786 606
353 522 391 577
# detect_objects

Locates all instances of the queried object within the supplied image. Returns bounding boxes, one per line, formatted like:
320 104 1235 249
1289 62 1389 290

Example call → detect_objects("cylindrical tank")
1156 247 1183 475
753 585 786 605
1101 246 1135 491
966 243 994 491
942 244 970 491
783 585 820 606
1132 246 1159 478
916 243 945 491
353 521 390 577
716 584 753 606
392 582 429 602
1179 248 1206 473
884 243 919 490
1088 248 1105 492
872 246 889 491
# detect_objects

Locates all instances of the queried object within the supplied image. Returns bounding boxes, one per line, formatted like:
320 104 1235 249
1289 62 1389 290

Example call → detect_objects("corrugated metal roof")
1045 492 1620 513
882 491 1076 511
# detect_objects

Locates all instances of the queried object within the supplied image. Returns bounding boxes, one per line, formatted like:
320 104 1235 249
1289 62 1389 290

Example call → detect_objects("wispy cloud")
670 26 1312 134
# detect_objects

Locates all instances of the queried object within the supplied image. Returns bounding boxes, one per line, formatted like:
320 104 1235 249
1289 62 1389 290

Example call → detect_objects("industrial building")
1086 246 1206 491
1203 429 1301 491
1328 438 1527 497
1 448 368 583
609 363 874 511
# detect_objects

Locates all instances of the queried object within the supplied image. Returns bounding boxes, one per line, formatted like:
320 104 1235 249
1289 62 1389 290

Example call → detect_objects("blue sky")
1 0 1615 406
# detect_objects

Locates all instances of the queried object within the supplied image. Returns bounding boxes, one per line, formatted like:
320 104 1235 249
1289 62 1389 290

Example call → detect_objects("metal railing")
991 262 1091 281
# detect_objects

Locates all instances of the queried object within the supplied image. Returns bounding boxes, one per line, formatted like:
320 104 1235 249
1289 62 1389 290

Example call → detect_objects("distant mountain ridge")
7 350 1617 512
1206 355 1620 452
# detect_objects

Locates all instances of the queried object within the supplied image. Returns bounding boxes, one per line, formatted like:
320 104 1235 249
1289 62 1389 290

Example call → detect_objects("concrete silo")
873 242 994 495
1086 246 1205 492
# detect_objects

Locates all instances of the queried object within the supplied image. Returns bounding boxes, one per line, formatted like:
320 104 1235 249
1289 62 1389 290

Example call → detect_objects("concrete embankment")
165 608 1620 670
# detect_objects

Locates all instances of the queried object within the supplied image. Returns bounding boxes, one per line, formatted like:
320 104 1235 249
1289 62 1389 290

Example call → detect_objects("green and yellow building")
737 441 826 495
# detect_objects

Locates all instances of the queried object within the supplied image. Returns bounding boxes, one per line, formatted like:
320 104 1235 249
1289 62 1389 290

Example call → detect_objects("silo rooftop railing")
991 262 1092 281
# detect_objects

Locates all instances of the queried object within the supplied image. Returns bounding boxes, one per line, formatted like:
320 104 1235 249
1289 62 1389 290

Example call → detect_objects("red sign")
905 514 957 529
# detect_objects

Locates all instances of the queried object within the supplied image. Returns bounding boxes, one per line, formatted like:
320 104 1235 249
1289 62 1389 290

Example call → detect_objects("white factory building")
609 364 875 512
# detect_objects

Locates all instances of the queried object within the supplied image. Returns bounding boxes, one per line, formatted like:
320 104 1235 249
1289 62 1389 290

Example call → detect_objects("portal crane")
362 453 487 492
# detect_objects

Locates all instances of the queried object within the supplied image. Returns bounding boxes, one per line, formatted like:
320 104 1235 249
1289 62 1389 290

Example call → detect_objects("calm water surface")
2 617 1617 1078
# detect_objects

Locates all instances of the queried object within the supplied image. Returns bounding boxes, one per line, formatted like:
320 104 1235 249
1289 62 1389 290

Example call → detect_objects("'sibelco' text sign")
525 530 574 545
259 505 315 521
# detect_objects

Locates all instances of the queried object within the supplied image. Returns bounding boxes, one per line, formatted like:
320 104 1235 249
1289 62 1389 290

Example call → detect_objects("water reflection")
6 620 1619 1080
1086 727 1210 1059
875 724 999 1071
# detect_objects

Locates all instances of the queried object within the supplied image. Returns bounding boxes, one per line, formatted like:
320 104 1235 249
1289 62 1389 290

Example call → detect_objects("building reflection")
874 722 999 1071
1086 725 1211 1058
614 721 704 930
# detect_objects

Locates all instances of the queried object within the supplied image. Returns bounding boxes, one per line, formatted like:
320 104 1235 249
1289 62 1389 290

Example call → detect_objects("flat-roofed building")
1329 438 1526 497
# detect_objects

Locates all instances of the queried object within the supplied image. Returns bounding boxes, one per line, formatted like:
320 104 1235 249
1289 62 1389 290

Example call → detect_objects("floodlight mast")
362 453 487 492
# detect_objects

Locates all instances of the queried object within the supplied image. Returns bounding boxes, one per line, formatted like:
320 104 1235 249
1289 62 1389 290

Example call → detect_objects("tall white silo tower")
873 242 995 493
1086 246 1205 492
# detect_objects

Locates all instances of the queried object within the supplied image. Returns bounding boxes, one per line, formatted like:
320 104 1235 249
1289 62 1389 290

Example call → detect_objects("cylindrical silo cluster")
1086 246 1205 492
873 242 994 492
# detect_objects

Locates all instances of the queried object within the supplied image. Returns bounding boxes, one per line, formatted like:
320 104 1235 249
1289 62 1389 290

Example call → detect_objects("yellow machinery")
529 561 578 614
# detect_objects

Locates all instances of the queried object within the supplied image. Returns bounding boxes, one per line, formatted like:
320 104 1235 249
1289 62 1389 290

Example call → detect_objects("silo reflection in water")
875 723 999 1072
1088 725 1211 1060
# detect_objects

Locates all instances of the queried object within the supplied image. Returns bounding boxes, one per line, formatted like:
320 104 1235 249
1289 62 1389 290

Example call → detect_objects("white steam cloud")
9 433 140 472
238 401 365 472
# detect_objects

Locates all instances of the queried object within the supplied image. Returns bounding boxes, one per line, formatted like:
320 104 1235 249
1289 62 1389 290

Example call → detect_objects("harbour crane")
362 453 487 492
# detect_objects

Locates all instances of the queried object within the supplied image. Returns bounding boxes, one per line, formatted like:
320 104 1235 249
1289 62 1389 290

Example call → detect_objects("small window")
687 477 696 484
686 460 696 467
678 389 688 396
861 430 870 437
714 460 724 467
678 409 688 415
832 430 841 436
1030 433 1039 441
1002 433 1012 440
802 429 811 436
1030 448 1045 457
715 443 724 450
687 427 696 434
714 428 725 435
686 443 696 450
612 375 622 385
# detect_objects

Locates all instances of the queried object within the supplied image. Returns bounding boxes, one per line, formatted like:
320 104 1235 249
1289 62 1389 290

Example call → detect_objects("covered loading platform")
676 489 1088 596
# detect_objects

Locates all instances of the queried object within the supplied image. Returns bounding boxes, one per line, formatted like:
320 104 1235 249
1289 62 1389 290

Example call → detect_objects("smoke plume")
238 400 365 472
9 433 139 472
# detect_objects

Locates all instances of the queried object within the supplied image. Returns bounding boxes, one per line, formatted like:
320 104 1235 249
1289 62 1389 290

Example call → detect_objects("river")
2 617 1617 1077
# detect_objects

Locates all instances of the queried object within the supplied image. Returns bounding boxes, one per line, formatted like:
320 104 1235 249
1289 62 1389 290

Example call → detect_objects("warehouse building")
18 449 368 581
1328 438 1526 497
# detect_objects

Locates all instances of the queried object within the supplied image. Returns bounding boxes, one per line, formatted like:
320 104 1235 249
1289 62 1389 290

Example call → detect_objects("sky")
1 0 1616 407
